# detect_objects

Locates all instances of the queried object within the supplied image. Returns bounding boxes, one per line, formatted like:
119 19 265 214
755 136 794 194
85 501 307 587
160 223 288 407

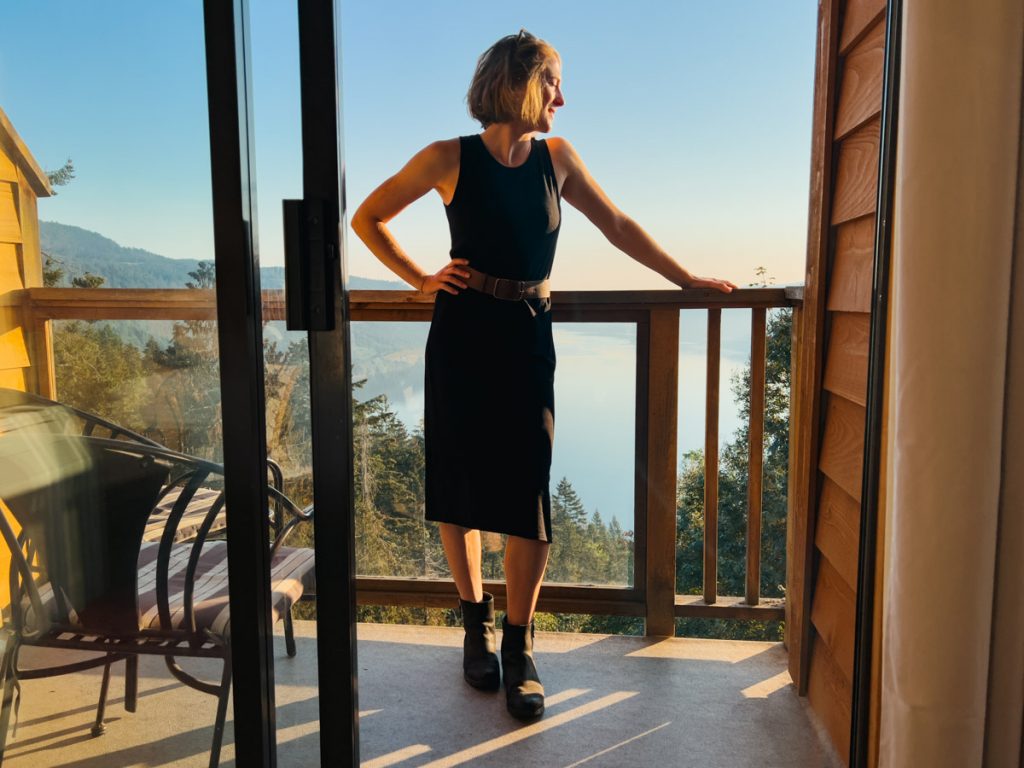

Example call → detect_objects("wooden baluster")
746 308 767 605
704 309 721 605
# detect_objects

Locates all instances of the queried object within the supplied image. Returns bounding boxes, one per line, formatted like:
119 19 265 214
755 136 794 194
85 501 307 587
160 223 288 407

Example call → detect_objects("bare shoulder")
543 136 581 193
411 137 460 174
426 137 461 162
544 136 581 165
414 137 461 205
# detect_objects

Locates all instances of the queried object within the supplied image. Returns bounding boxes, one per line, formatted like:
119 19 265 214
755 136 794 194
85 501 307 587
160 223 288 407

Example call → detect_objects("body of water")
355 311 757 535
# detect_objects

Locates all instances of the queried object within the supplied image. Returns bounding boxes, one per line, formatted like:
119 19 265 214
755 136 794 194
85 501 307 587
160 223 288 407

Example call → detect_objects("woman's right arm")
350 139 470 295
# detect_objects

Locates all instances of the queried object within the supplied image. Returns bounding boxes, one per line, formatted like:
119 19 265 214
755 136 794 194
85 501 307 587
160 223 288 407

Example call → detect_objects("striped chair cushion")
144 486 226 543
136 541 316 635
22 542 315 637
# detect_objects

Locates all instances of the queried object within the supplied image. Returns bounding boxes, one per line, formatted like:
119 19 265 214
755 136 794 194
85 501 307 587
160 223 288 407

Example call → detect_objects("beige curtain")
880 1 1024 767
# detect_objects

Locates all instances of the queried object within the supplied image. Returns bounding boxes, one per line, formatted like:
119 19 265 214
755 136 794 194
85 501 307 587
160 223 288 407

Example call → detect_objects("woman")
351 30 736 721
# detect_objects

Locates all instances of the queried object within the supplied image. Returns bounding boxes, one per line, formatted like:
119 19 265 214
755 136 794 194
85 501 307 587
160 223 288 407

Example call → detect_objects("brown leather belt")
464 267 551 301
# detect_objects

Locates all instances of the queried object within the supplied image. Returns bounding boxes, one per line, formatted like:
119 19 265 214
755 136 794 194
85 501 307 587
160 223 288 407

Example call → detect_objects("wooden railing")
24 285 803 636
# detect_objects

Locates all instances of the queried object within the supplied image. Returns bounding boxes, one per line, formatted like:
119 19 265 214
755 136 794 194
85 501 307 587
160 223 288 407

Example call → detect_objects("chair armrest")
269 488 314 554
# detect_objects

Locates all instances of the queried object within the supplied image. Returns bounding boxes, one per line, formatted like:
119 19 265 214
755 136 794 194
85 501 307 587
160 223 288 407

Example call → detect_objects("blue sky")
0 1 816 289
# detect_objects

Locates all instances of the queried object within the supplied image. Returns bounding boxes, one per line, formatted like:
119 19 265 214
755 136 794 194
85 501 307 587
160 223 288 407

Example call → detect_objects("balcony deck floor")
4 621 837 767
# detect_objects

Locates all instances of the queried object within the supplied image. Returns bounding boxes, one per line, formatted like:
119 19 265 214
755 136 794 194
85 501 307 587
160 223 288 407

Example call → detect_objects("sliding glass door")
214 0 358 765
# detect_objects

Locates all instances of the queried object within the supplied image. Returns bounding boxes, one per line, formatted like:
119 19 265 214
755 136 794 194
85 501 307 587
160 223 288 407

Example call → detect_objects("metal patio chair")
0 404 315 767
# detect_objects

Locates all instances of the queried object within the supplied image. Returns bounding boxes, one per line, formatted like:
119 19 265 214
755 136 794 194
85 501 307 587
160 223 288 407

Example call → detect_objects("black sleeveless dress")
423 133 561 542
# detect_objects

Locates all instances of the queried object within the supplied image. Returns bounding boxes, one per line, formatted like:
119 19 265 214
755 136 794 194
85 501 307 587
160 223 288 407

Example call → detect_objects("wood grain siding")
838 0 886 54
0 168 29 385
0 152 16 182
815 477 861 590
811 556 857 681
0 183 21 244
0 368 24 389
823 311 870 405
831 116 881 225
0 318 30 369
809 631 854 758
16 170 42 287
0 111 52 621
0 243 23 290
819 394 867 502
834 21 885 141
789 0 840 695
829 216 875 312
797 4 886 762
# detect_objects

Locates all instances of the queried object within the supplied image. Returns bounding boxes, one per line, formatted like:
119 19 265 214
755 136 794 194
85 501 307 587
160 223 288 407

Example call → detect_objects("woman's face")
535 57 564 133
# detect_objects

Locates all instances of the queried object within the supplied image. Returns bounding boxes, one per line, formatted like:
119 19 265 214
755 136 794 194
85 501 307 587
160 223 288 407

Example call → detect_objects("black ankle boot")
500 616 544 720
459 593 500 691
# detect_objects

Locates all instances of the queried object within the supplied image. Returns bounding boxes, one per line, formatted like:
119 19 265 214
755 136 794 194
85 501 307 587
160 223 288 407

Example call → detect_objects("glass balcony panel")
0 5 265 763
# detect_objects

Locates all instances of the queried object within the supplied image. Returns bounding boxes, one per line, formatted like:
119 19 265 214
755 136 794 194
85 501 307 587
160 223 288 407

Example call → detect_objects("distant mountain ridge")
38 221 426 397
39 221 405 291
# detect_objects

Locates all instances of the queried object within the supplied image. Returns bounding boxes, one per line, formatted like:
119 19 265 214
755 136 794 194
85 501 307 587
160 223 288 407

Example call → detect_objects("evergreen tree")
52 320 146 427
71 273 105 288
549 477 588 583
140 263 221 458
45 158 75 190
42 254 65 287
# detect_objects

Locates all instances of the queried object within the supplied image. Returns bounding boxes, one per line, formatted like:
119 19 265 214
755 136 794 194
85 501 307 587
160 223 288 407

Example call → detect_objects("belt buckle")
491 278 526 301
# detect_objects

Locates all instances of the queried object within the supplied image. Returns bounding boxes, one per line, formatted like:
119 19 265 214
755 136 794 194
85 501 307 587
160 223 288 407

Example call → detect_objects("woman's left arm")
550 137 737 293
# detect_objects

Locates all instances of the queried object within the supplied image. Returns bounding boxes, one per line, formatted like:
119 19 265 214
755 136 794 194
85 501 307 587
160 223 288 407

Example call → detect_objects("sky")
0 1 817 290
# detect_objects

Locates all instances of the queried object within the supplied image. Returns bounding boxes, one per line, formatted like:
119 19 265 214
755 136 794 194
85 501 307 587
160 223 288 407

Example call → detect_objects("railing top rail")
25 286 803 321
351 287 801 310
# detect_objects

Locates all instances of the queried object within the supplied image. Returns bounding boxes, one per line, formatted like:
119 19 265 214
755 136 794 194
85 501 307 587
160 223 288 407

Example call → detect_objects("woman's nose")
554 89 565 107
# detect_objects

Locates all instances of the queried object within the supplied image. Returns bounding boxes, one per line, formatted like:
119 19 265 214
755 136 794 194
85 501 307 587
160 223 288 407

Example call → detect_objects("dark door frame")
205 0 360 765
296 0 361 764
203 0 278 765
850 0 903 765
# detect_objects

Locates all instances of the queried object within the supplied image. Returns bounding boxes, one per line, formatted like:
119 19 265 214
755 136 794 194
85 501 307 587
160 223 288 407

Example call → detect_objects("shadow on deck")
3 621 836 767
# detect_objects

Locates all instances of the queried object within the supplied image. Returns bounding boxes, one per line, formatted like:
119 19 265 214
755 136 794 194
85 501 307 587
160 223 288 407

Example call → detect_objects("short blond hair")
467 30 559 128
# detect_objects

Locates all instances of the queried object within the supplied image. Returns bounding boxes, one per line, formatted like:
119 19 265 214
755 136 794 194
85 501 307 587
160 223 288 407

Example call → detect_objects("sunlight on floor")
624 637 769 662
413 690 638 768
741 670 794 699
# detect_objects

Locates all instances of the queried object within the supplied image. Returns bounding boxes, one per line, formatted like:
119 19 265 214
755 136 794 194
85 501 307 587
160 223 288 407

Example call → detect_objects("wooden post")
644 308 679 636
788 0 840 695
746 308 767 605
704 308 721 605
785 304 804 651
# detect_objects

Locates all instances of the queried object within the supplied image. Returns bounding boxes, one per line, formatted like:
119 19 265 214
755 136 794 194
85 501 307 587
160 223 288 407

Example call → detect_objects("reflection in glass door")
0 2 296 766
248 0 360 763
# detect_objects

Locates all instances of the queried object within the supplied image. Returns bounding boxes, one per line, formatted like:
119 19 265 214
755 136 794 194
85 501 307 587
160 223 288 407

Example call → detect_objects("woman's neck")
481 123 534 167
